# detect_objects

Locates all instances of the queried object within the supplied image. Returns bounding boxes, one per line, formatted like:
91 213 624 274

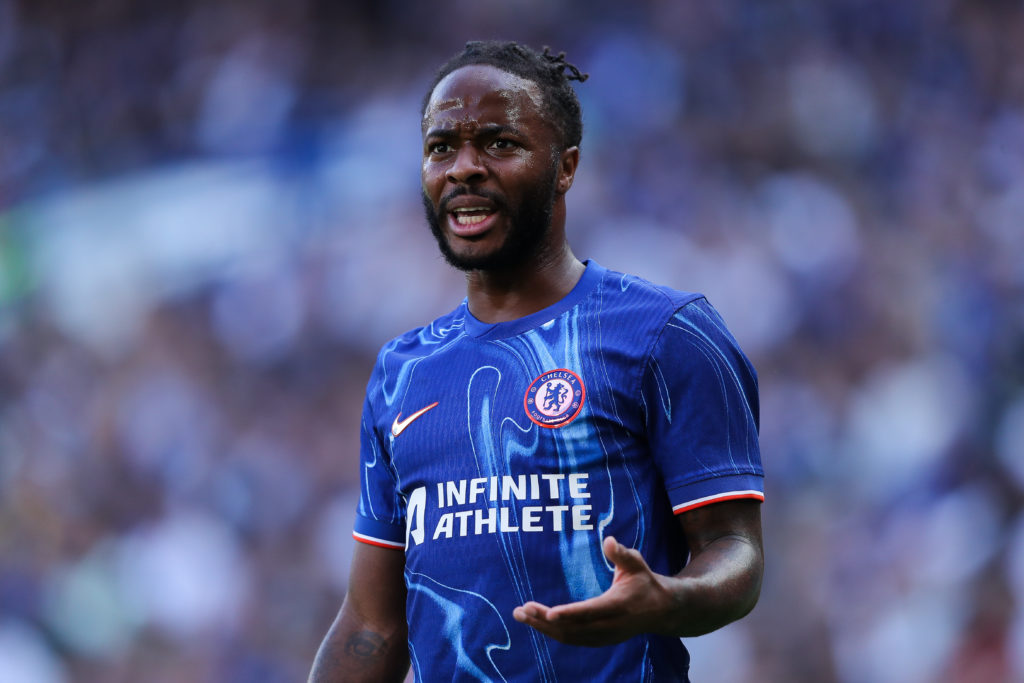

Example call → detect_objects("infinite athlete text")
405 473 594 546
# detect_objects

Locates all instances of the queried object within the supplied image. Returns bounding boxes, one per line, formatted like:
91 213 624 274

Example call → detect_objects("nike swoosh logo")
391 402 439 437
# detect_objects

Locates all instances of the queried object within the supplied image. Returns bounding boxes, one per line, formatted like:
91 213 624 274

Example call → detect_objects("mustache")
439 186 507 213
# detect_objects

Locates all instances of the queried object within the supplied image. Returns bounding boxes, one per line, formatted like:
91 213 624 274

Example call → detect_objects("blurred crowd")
2 0 1024 681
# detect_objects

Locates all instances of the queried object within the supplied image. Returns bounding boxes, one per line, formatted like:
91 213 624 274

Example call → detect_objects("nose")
446 145 487 184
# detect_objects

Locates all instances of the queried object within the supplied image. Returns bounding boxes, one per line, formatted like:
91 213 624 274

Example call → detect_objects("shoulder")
587 264 752 374
590 263 706 325
662 296 747 356
651 294 758 391
367 302 468 382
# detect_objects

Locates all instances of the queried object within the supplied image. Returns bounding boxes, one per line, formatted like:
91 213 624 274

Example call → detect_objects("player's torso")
377 308 667 552
369 292 691 681
385 329 651 557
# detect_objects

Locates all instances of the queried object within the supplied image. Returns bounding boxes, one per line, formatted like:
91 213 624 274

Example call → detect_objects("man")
309 41 764 682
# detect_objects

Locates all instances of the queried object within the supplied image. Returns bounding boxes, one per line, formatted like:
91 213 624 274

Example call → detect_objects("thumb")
603 536 647 574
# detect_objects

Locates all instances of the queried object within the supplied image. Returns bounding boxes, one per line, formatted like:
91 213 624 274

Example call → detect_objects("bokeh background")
2 1 1024 681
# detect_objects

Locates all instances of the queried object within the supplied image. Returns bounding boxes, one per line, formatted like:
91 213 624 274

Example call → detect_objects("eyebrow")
424 123 524 140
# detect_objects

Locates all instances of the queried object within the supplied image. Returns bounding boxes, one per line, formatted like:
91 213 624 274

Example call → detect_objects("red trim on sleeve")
673 491 764 515
352 531 405 550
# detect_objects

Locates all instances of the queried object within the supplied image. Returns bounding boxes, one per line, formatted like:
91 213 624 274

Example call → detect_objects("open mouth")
452 206 493 225
448 206 498 237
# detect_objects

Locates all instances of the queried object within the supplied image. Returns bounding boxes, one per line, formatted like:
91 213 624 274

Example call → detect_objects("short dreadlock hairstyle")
422 41 589 151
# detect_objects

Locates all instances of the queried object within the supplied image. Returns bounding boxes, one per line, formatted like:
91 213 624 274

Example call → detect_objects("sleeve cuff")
353 514 406 550
668 472 764 515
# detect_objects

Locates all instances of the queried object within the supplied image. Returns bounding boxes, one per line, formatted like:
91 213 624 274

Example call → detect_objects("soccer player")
309 41 764 682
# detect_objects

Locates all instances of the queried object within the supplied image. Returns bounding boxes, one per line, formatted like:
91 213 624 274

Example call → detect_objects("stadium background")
2 1 1023 681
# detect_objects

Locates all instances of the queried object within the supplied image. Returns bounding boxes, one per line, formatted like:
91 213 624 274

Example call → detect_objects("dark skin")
308 543 408 683
420 65 584 321
307 64 764 682
512 501 763 645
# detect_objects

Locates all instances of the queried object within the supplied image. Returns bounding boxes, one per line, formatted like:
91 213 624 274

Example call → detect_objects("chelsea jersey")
353 260 764 682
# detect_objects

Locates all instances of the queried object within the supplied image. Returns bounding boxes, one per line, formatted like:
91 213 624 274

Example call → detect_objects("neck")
465 241 585 324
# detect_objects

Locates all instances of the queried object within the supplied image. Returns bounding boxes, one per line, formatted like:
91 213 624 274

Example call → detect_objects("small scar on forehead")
422 98 465 126
431 97 465 113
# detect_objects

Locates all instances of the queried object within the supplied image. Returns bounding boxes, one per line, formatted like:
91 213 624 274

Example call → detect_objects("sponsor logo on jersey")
524 369 585 428
405 473 595 548
391 401 439 437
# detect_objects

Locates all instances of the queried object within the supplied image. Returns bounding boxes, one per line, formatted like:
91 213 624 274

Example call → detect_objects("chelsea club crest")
524 369 586 428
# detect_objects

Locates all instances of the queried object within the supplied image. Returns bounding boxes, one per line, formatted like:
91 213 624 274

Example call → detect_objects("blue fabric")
354 261 763 682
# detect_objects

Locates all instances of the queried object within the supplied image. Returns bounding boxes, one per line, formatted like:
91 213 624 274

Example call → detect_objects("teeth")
451 206 493 227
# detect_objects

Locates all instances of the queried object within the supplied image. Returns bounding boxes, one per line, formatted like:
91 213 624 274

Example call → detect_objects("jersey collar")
461 260 605 340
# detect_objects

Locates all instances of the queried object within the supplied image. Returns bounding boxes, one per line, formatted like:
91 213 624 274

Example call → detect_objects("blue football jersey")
353 261 763 682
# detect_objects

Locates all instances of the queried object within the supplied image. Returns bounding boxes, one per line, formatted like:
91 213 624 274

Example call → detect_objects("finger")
516 612 615 647
524 615 630 647
516 595 638 647
603 536 648 574
544 593 624 623
514 606 574 642
513 601 551 623
512 607 531 624
519 618 572 643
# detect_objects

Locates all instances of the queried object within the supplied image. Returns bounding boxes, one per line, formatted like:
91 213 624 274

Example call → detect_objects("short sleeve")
641 298 764 514
353 391 407 549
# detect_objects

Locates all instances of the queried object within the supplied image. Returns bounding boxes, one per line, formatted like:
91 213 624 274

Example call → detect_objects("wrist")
649 572 691 637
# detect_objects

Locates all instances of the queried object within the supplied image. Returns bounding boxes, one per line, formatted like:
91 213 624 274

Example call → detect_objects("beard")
422 163 559 272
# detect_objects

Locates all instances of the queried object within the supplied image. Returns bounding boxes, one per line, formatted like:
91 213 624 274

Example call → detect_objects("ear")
555 146 580 195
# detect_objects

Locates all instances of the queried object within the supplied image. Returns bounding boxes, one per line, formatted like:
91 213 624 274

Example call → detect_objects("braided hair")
422 41 589 150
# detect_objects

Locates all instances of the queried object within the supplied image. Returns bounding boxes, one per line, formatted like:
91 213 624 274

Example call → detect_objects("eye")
428 142 452 154
489 139 517 151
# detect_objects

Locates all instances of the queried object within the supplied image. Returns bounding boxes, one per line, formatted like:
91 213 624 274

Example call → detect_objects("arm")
512 499 763 646
309 542 409 683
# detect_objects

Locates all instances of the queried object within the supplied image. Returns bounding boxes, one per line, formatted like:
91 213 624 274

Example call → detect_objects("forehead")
423 64 546 131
